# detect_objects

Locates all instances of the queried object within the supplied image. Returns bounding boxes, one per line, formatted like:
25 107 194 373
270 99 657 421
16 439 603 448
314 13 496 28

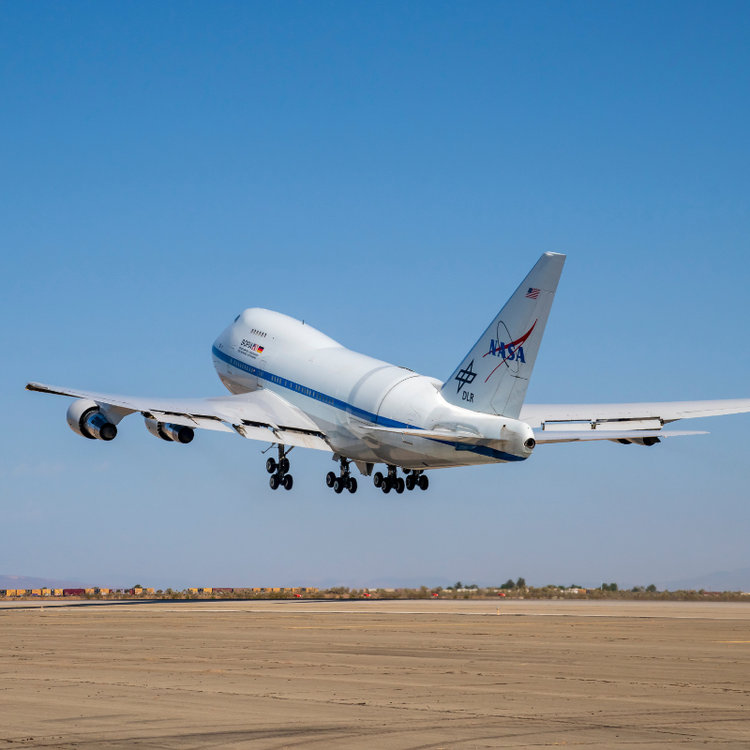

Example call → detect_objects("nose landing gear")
326 457 357 494
266 445 294 491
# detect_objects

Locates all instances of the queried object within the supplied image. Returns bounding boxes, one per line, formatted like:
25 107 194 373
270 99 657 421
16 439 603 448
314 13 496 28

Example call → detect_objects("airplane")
26 252 750 495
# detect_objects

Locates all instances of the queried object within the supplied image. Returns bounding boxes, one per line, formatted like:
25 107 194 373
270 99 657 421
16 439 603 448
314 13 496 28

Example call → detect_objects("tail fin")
442 252 565 418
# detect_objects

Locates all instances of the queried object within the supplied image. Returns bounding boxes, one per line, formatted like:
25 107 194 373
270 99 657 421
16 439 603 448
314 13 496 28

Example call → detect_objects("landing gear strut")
374 467 429 493
266 445 293 491
406 470 429 491
326 457 357 494
373 466 404 494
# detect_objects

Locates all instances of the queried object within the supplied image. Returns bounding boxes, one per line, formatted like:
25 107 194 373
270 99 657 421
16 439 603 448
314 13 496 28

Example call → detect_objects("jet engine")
631 436 660 446
66 399 118 441
616 436 661 447
144 417 194 444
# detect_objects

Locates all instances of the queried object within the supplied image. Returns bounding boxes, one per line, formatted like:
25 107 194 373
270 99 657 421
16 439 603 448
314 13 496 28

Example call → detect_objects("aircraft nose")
212 314 241 356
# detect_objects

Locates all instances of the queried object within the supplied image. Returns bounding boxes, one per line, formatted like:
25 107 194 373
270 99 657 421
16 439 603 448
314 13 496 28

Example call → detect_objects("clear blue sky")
2 1 749 589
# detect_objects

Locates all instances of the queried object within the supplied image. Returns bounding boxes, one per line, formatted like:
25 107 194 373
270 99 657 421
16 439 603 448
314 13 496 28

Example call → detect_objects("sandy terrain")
1 599 749 748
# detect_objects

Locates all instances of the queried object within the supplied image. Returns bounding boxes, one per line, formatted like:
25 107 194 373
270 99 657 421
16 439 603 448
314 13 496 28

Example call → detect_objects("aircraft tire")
405 475 416 491
269 474 280 490
347 476 357 494
395 477 405 494
333 477 345 494
418 474 429 490
381 481 391 494
373 472 383 488
279 457 290 474
282 474 293 491
266 458 277 474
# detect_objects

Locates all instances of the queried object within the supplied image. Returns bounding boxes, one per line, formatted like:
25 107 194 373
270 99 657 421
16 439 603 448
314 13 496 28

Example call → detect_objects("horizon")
4 565 750 594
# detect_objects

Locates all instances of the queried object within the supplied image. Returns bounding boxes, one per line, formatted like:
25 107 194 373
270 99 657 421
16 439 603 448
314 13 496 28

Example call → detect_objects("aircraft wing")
25 382 332 451
520 398 750 444
532 428 706 444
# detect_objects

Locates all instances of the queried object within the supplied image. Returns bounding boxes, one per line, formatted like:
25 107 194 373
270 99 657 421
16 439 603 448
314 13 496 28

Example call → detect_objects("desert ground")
1 599 749 748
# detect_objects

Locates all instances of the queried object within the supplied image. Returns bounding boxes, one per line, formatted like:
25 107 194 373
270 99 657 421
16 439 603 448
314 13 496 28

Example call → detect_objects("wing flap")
233 422 331 450
145 411 235 433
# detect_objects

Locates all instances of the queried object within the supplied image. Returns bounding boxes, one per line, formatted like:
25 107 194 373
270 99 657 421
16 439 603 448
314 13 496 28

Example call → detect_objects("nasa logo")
487 339 526 363
481 319 538 384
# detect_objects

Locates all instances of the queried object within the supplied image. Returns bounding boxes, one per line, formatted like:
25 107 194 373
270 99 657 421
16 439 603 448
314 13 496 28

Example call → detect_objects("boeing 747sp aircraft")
27 253 750 494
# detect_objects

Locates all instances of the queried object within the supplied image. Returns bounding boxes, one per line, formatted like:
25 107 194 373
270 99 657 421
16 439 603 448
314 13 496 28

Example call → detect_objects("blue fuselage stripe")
212 346 523 462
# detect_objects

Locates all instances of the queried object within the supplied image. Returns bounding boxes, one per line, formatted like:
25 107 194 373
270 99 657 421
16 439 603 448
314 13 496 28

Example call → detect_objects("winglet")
26 382 73 396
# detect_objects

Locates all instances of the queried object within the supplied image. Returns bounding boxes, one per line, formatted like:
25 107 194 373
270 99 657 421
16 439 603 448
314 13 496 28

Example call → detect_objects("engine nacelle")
631 436 660 446
616 436 661 447
66 399 118 441
144 417 194 444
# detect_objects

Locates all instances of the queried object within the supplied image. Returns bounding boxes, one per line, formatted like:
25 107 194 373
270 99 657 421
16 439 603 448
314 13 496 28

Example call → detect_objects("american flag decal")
525 287 540 299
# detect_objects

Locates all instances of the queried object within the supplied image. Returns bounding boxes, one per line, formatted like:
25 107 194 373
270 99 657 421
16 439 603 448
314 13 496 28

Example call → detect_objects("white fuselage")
212 309 534 469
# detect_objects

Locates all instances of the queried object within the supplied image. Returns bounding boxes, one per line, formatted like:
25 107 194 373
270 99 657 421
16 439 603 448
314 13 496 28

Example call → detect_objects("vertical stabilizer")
442 252 565 418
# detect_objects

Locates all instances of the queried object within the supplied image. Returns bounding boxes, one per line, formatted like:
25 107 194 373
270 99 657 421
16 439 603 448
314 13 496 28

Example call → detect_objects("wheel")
373 471 383 488
282 474 293 491
395 477 405 494
347 476 357 494
381 481 391 494
279 457 290 474
418 474 429 490
269 474 280 490
333 477 345 494
405 475 416 491
266 458 277 474
325 471 336 488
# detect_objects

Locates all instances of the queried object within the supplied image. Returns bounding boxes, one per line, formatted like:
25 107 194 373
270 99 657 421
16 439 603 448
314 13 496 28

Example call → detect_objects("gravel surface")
1 599 749 748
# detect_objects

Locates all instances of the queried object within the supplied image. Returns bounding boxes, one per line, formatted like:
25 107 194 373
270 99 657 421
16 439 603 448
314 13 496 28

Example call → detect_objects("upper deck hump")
238 308 341 350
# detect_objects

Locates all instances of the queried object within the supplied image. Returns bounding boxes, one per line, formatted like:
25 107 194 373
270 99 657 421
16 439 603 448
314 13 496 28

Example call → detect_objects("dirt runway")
1 599 749 748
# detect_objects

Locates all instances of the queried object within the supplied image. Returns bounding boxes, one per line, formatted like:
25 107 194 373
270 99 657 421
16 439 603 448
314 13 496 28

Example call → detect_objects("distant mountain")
657 567 750 592
0 574 88 589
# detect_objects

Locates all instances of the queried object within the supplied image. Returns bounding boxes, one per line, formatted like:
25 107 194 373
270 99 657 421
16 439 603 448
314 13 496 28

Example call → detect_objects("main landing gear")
266 445 294 491
325 457 357 494
373 467 429 494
